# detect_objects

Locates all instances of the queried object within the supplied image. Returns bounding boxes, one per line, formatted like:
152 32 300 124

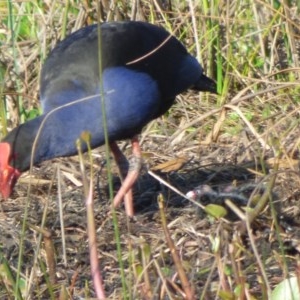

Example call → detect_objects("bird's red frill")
0 143 21 199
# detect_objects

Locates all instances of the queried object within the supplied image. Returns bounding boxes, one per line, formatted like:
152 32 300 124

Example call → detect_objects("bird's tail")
193 74 218 94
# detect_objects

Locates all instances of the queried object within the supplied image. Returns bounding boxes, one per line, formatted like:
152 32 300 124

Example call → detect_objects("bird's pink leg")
110 135 142 217
109 141 133 213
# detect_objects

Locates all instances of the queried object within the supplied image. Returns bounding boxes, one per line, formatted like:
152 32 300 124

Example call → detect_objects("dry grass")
1 0 300 299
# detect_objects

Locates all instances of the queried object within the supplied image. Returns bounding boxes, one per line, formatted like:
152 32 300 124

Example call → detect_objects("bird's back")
40 21 203 114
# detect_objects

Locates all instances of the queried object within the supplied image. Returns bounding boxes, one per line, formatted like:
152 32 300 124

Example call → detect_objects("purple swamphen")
0 21 217 216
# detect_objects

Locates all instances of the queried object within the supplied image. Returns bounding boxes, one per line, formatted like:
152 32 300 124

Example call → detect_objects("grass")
1 0 300 299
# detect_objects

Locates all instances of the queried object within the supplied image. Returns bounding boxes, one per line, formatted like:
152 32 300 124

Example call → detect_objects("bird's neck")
3 116 47 172
4 102 103 172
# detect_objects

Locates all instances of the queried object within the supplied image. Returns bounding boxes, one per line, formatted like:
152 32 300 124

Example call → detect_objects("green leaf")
218 290 235 300
205 204 227 219
271 277 300 300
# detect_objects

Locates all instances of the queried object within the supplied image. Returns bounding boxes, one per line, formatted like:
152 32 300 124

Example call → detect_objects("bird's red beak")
0 143 21 199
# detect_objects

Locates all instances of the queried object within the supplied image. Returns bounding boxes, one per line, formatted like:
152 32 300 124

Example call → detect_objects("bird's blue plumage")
39 67 160 157
2 21 217 172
